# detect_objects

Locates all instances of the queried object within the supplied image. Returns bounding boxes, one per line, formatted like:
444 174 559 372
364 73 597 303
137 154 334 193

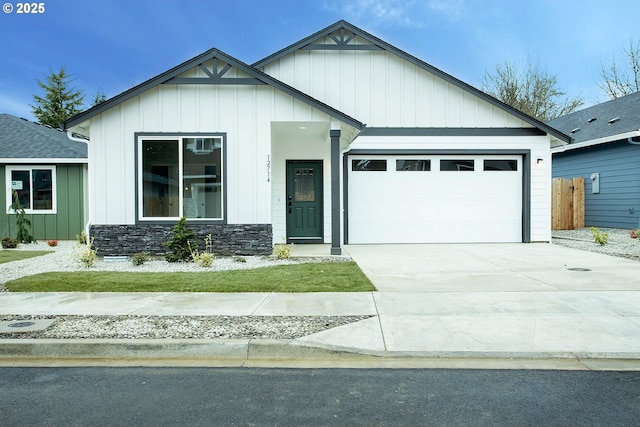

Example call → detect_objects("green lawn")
5 261 375 292
0 251 53 264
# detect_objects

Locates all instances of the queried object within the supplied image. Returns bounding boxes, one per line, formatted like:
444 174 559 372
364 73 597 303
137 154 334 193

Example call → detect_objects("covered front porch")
270 120 360 255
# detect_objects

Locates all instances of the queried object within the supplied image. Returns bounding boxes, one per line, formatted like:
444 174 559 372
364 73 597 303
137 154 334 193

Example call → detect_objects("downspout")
627 131 640 144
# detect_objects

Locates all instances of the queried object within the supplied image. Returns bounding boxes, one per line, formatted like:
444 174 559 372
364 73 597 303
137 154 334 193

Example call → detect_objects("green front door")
286 161 323 242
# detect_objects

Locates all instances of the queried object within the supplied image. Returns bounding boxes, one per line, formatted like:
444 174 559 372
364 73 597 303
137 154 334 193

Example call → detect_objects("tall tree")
31 67 84 127
600 39 640 99
482 59 583 122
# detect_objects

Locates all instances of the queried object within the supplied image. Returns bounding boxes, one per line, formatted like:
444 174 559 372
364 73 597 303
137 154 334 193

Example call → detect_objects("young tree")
91 90 107 106
600 39 640 99
31 67 84 127
483 59 583 122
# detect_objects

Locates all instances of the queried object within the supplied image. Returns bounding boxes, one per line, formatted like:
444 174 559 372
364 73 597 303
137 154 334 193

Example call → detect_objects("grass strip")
5 261 375 292
0 251 53 264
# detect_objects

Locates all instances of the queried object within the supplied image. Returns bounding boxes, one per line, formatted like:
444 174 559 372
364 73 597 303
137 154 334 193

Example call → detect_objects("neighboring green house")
1 113 87 240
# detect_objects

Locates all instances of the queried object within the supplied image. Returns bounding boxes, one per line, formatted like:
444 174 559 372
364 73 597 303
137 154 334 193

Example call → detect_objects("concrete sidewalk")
1 243 640 369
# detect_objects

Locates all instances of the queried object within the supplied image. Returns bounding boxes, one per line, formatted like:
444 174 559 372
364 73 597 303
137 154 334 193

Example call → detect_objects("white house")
63 20 570 256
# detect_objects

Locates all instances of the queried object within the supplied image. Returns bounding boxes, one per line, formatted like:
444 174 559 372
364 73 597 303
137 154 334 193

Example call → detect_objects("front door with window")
286 161 323 242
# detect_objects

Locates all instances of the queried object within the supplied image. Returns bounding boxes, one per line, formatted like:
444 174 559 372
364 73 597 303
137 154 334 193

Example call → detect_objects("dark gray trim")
134 132 228 225
253 20 570 143
302 44 383 51
346 149 530 156
343 149 531 244
164 78 267 85
64 49 363 132
359 127 546 137
330 129 341 255
342 154 350 245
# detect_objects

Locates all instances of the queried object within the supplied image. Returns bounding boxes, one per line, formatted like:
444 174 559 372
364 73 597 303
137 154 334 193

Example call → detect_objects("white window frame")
5 165 57 214
136 135 225 222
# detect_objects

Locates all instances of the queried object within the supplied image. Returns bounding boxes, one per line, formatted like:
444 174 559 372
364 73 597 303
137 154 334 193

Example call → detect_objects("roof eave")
551 130 640 154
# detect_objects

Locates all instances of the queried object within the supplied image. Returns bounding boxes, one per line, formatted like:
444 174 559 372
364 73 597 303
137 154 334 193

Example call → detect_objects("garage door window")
396 160 430 171
352 160 387 171
440 160 474 171
484 160 517 171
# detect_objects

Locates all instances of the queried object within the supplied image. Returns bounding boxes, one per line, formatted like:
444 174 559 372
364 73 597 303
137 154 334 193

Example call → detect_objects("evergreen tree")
31 67 84 127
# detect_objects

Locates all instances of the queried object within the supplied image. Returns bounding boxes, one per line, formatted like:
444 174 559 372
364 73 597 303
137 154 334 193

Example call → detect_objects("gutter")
551 129 640 154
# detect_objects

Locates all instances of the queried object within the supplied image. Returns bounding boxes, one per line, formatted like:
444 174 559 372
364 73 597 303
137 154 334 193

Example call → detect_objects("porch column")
330 128 341 255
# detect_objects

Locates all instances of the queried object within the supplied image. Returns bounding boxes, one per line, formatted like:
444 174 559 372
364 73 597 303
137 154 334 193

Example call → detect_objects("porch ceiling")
271 121 330 139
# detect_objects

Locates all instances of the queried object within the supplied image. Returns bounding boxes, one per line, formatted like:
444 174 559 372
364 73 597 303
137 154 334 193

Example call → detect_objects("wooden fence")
552 177 585 230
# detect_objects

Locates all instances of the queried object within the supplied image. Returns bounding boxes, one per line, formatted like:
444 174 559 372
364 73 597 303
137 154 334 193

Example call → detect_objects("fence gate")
552 177 585 230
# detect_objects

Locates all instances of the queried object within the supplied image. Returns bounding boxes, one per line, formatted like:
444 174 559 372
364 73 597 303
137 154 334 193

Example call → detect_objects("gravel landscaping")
552 227 640 261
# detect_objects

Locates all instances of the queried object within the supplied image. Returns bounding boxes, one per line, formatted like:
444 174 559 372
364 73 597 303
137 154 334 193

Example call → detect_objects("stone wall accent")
90 224 273 256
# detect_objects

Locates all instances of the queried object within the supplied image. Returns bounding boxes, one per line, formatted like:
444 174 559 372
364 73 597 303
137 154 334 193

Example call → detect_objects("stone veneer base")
90 224 273 256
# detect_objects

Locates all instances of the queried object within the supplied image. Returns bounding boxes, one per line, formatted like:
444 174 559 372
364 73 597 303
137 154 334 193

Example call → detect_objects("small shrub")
233 256 247 263
47 240 58 247
190 234 214 267
193 252 214 267
11 190 34 244
76 230 89 245
1 237 19 249
273 241 293 259
74 234 96 267
590 227 609 246
163 217 196 263
131 252 149 266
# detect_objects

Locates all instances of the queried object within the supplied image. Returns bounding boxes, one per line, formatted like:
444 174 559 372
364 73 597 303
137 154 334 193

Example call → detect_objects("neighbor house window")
5 166 56 213
138 135 225 221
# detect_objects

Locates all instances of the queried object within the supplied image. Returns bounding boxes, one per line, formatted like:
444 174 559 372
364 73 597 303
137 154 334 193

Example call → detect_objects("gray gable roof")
64 48 363 131
0 114 87 160
254 20 570 143
547 91 640 144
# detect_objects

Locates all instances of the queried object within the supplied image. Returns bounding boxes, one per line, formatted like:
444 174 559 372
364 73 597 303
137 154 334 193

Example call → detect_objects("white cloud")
324 0 465 28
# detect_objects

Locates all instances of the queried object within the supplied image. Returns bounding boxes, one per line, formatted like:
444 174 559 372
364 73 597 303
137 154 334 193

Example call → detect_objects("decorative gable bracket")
301 28 382 51
164 58 266 85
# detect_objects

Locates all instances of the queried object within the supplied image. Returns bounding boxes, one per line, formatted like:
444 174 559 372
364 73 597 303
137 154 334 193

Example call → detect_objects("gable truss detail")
164 58 266 86
301 28 382 51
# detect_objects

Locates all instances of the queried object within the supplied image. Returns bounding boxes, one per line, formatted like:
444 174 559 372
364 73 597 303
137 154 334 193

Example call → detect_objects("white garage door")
348 155 522 243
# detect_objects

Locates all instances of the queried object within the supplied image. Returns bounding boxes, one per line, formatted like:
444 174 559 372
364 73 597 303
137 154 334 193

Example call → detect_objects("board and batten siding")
259 39 531 129
86 62 337 226
0 164 85 240
553 141 640 229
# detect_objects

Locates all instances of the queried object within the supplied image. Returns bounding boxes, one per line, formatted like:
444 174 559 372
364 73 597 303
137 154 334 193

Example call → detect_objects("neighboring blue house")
549 92 640 229
0 114 88 240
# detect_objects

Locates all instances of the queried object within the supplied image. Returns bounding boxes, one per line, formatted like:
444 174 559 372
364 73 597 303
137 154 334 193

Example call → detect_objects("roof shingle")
0 114 87 159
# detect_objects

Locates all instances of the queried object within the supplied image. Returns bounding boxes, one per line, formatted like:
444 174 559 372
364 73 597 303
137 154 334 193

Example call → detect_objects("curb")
1 339 640 370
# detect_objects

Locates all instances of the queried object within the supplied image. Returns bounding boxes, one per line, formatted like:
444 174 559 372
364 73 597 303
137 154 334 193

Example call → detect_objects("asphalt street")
1 367 638 426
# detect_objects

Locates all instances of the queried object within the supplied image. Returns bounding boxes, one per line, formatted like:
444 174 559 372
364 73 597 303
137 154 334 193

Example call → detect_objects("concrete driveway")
295 243 640 364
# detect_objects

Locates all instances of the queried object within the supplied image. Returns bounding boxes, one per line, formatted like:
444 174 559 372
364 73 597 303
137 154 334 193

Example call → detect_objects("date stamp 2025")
3 2 46 14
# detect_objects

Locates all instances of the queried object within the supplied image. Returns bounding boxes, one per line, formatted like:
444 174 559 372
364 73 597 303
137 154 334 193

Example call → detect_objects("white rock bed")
552 227 640 260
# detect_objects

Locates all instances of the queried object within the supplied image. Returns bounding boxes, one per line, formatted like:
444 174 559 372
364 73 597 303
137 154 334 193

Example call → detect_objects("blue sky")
1 0 639 121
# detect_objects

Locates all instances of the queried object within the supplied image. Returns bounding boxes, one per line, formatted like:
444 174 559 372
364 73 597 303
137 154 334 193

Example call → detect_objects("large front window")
138 135 224 221
5 166 56 213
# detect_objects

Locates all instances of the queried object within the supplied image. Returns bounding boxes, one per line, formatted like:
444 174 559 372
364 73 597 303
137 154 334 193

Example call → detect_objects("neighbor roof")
547 91 640 144
254 20 570 143
0 114 87 161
